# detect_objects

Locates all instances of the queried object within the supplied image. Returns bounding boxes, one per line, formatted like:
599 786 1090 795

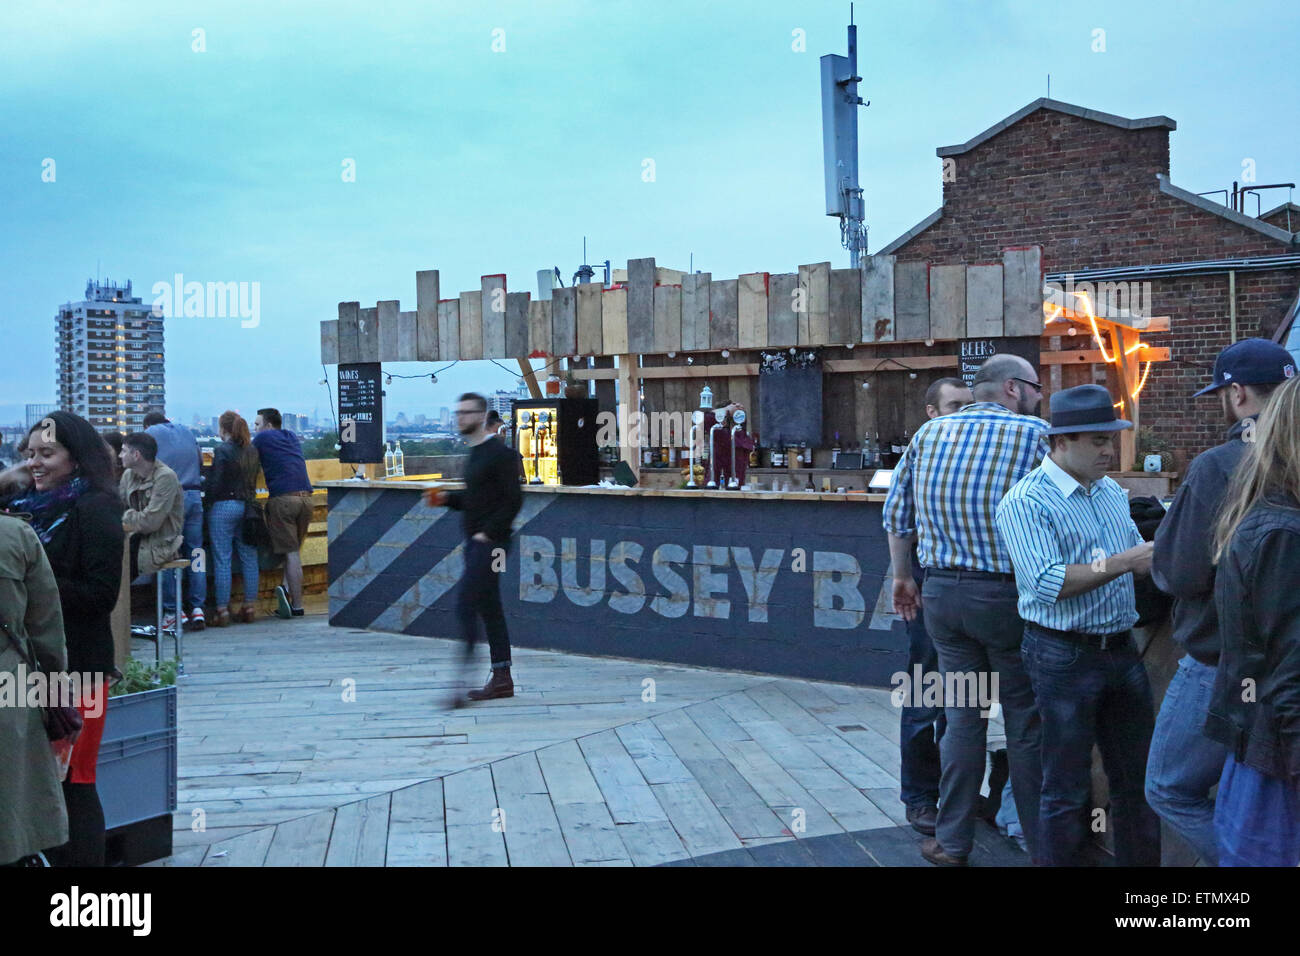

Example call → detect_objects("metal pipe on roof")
1047 255 1300 282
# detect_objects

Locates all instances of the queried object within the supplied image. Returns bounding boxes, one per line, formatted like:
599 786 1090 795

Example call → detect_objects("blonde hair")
1213 375 1300 563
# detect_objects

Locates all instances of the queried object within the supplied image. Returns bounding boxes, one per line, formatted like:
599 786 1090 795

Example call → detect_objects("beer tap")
706 415 726 488
532 410 549 484
728 408 746 490
687 409 704 488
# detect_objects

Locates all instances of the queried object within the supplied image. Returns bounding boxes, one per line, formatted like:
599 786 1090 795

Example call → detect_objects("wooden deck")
141 608 1017 867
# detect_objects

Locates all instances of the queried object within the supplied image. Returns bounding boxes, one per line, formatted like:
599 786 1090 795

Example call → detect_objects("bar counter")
320 479 905 686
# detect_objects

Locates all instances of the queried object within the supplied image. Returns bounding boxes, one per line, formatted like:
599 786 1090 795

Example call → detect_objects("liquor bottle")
394 441 405 476
643 445 653 467
668 424 679 466
383 442 395 477
891 433 904 457
660 444 669 465
832 431 841 468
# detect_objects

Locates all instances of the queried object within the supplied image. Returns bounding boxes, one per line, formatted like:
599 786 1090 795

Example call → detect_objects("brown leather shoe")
466 667 514 701
920 837 968 867
906 805 938 836
211 608 231 628
239 604 257 624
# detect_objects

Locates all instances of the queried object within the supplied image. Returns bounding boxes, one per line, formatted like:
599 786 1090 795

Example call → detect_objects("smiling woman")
0 410 124 867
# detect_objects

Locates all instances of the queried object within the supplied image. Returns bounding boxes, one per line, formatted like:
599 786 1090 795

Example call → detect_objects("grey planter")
98 685 178 831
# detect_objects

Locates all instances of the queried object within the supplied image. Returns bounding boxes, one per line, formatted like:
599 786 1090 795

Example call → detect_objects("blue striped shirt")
995 456 1143 634
882 402 1049 573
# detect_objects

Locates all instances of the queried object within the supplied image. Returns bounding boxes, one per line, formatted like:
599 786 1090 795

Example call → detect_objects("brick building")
879 98 1300 469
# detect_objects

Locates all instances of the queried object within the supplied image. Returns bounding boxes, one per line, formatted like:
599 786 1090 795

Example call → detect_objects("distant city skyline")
4 2 1296 428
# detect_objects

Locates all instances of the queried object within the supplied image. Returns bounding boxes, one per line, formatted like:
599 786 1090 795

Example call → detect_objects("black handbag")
241 497 270 547
0 618 83 744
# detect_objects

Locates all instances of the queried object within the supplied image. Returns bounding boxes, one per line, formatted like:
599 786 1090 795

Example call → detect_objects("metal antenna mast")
820 6 869 265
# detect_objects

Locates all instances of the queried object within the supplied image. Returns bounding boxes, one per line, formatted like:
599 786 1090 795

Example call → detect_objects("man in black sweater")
424 393 523 703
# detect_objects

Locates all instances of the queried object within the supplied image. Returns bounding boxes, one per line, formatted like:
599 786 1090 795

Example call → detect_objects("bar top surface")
316 478 887 503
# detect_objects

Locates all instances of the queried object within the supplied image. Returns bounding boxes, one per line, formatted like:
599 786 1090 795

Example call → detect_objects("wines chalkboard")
337 362 384 463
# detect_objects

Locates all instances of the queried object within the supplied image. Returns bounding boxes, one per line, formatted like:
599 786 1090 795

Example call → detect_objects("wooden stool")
154 558 190 672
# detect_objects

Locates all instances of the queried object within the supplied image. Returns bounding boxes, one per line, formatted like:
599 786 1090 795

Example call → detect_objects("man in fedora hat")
995 383 1160 866
1146 337 1296 865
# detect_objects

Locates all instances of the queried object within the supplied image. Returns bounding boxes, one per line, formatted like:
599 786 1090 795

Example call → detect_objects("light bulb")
721 349 730 358
667 351 676 358
686 356 694 364
862 381 870 389
909 372 918 380
924 339 935 347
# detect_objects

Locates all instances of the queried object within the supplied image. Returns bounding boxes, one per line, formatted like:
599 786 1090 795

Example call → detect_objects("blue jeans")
1023 626 1160 866
162 490 206 612
209 500 259 607
1215 753 1300 867
900 595 947 809
1145 655 1226 865
922 573 1042 862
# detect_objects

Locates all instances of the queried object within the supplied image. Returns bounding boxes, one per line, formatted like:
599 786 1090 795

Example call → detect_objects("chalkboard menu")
959 336 1041 389
337 362 384 463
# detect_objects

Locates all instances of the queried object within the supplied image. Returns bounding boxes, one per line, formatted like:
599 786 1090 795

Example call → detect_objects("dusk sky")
3 0 1296 430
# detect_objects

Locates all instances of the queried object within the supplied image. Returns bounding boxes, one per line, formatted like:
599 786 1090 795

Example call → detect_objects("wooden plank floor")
141 609 1019 867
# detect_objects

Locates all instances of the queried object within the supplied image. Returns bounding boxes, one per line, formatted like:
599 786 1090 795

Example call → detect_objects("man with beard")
884 353 1049 866
424 393 523 704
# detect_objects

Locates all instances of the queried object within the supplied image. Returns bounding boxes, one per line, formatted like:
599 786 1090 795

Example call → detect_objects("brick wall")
889 107 1299 469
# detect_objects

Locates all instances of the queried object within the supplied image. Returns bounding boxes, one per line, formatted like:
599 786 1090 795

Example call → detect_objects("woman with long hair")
1206 374 1300 866
0 410 124 866
205 411 261 625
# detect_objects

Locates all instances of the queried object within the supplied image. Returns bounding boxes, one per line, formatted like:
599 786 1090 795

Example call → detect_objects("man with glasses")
424 393 524 704
884 353 1049 866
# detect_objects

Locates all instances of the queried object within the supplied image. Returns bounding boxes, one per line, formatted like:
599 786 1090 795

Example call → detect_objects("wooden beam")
1044 315 1172 335
517 358 542 399
617 355 639 483
1040 347 1170 365
570 353 961 381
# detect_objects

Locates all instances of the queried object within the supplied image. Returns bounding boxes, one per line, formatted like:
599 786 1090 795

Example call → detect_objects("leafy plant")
1135 427 1173 471
109 657 178 697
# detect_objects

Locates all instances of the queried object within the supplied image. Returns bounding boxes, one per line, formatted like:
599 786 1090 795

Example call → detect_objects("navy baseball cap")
1193 338 1297 397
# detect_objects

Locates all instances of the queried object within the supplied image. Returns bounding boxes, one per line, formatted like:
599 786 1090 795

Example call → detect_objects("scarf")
6 475 90 544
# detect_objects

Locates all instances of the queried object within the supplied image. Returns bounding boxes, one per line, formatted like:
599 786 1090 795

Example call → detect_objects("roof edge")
936 98 1177 158
1157 175 1296 245
875 208 943 256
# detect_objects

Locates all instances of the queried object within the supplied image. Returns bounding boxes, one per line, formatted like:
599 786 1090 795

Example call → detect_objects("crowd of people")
0 405 313 867
885 338 1300 868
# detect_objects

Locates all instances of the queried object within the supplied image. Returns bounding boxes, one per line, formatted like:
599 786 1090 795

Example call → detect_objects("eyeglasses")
1013 377 1044 393
454 409 484 417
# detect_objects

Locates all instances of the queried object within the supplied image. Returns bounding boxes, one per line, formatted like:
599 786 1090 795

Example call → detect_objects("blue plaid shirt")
882 402 1049 573
996 456 1143 634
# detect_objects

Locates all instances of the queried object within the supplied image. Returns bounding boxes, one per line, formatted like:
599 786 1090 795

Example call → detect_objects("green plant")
109 657 179 697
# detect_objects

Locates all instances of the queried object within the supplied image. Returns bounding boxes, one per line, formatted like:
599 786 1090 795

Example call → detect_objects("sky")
2 0 1296 430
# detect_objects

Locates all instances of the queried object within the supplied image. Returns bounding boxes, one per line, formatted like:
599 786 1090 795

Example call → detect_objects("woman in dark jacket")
205 411 261 625
0 411 124 866
1207 375 1300 867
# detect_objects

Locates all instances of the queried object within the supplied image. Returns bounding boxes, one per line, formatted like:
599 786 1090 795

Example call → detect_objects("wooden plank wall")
861 255 894 343
681 273 709 352
505 292 530 360
438 300 460 361
576 283 603 356
527 299 552 358
458 291 482 360
481 274 507 359
378 299 400 362
737 273 768 349
551 287 577 358
416 270 440 361
767 273 798 347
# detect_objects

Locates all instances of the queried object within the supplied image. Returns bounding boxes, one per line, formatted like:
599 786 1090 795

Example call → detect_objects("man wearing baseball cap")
996 384 1160 865
1146 337 1296 865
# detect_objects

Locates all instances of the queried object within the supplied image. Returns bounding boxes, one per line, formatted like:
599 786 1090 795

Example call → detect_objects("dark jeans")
900 591 947 809
457 537 512 669
922 572 1042 861
1022 625 1160 866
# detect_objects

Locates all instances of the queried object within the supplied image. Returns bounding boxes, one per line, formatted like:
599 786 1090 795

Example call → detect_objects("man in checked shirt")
884 353 1049 866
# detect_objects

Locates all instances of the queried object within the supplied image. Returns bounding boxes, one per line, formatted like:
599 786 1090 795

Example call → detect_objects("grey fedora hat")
1046 384 1134 436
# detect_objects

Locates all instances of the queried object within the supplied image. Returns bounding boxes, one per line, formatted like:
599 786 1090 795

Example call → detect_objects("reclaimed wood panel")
661 354 688 437
528 299 552 357
861 254 895 343
551 286 577 357
481 274 507 359
505 292 530 359
601 287 628 355
444 765 508 867
325 793 391 867
337 301 360 365
798 262 830 346
320 320 339 365
1003 246 1044 336
653 284 682 354
829 268 860 345
738 273 769 349
397 310 418 361
928 265 966 340
627 257 655 353
709 278 738 349
387 779 446 867
378 300 400 362
416 269 440 361
965 264 1004 338
681 273 710 352
357 306 379 362
641 353 665 429
492 753 573 867
894 261 930 341
576 283 603 356
767 272 799 347
458 290 483 360
437 299 460 361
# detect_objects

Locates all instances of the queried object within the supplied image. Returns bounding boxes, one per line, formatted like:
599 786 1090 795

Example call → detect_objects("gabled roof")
1158 176 1295 244
935 98 1176 158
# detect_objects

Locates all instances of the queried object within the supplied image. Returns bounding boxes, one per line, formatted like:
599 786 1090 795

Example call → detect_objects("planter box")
98 685 178 832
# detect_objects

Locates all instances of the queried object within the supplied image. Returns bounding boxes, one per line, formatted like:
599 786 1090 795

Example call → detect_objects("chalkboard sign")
337 362 384 463
959 336 1041 389
758 353 823 447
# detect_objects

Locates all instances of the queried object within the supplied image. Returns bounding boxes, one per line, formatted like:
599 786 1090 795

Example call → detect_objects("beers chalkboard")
958 336 1041 390
337 362 384 463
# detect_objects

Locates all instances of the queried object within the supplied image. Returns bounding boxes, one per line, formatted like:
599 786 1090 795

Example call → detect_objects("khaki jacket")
120 461 184 575
0 514 69 862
